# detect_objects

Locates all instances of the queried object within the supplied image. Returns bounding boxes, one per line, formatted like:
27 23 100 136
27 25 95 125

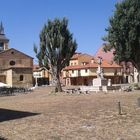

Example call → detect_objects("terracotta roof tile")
71 52 82 60
64 59 121 70
71 52 94 62
78 53 94 63
33 64 39 70
95 44 114 63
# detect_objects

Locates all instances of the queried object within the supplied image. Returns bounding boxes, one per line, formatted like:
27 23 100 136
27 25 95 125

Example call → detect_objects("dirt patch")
0 87 140 140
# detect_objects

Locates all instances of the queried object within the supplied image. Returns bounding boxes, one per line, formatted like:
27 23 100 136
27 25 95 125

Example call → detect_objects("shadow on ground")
0 108 40 122
0 136 7 140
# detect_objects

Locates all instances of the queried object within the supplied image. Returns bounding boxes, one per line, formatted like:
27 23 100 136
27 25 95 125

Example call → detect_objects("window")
114 69 117 75
19 75 24 81
9 60 16 66
85 69 88 73
82 62 84 65
66 71 69 77
11 51 14 54
72 70 74 73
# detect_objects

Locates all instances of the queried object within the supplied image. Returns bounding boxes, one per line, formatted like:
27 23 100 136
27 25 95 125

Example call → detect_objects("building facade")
33 65 50 86
95 44 139 84
0 23 33 87
63 53 122 86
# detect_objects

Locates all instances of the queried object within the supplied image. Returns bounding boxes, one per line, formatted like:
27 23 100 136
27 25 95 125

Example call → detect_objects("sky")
0 0 119 63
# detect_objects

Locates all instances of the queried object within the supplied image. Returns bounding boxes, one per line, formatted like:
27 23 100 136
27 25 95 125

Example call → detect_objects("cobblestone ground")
0 86 140 140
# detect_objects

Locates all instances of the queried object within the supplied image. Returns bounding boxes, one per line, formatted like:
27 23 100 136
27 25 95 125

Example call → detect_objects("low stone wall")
80 85 121 92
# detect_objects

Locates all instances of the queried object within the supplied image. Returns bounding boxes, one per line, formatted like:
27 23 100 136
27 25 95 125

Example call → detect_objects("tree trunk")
51 66 62 92
55 74 62 92
138 71 140 84
137 64 140 84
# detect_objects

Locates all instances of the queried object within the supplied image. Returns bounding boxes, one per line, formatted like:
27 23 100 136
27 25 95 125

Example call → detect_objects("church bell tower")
0 22 9 51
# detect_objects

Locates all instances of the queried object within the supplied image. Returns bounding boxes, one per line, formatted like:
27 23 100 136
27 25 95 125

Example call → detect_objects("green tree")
103 0 140 75
34 18 77 92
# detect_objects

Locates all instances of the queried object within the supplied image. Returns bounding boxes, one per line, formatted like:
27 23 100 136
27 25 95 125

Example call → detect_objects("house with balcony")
95 44 139 83
63 52 122 86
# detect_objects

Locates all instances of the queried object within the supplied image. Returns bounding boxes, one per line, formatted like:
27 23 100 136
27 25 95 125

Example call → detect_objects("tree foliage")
103 0 140 71
34 18 77 92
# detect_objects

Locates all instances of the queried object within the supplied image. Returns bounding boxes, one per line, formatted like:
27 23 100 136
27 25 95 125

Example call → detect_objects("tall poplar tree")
103 0 140 79
34 18 77 92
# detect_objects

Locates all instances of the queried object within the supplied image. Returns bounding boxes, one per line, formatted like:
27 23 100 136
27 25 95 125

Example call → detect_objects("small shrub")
0 87 31 96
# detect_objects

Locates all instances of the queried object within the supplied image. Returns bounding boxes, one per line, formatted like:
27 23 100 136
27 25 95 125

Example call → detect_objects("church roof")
0 48 33 59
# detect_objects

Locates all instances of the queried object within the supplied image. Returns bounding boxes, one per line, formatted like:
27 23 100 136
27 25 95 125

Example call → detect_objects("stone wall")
0 49 33 69
12 68 33 87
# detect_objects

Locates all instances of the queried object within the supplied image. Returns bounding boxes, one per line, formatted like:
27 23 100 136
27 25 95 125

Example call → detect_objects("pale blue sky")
0 0 118 63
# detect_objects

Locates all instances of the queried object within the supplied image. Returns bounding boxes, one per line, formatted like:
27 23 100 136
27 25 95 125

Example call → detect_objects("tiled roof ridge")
64 59 121 70
0 48 33 59
71 52 94 60
80 53 94 57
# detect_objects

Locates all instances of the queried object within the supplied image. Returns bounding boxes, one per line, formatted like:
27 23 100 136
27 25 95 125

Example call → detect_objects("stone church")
0 23 33 87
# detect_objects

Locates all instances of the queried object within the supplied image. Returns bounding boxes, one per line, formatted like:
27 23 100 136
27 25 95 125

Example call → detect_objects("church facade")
0 23 33 87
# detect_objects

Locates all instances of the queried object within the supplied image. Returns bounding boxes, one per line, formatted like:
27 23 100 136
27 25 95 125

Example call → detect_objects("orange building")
95 44 139 83
63 52 122 86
